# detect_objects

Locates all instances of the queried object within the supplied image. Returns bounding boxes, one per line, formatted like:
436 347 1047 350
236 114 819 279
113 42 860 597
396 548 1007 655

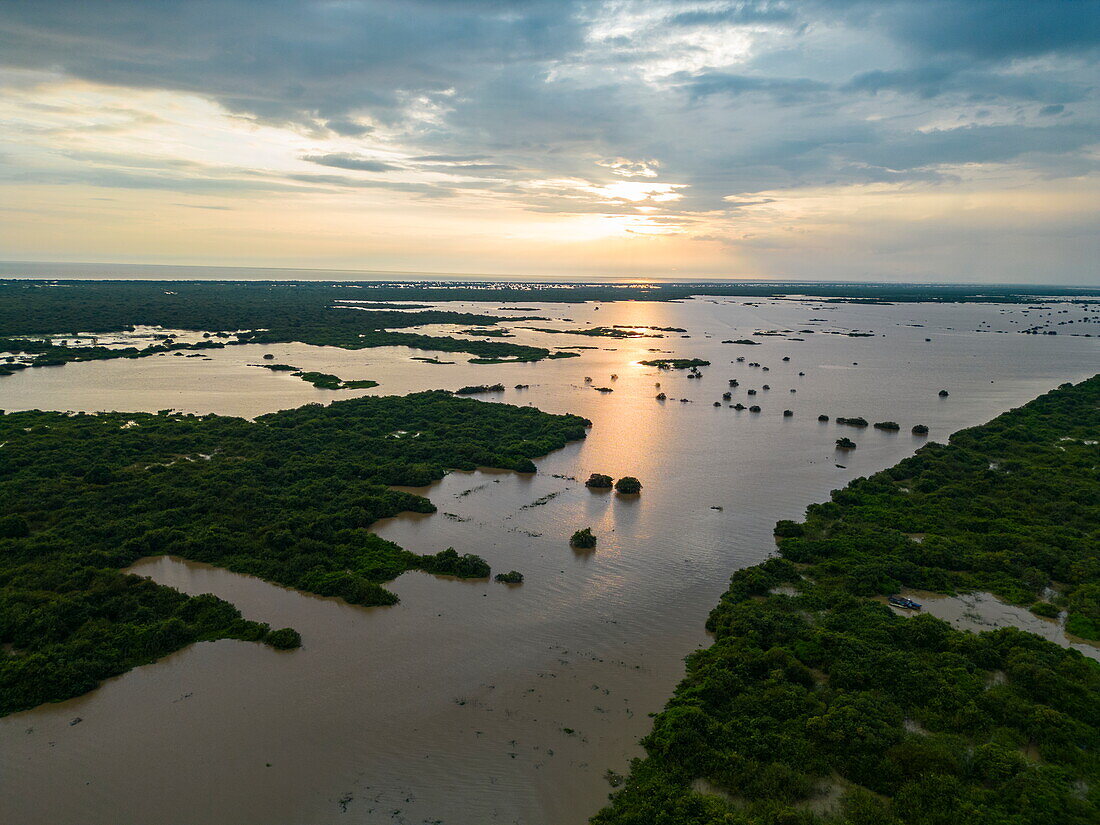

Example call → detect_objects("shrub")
570 528 597 549
614 476 642 494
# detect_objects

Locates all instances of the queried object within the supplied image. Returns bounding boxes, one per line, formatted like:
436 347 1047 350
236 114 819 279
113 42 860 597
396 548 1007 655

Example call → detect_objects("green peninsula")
0 392 589 716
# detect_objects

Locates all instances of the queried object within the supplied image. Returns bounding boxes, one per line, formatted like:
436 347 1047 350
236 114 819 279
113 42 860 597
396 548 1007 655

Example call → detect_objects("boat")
888 595 922 610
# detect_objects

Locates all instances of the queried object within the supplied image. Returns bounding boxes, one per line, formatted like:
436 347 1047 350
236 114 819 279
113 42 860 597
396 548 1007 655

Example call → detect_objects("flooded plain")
0 296 1097 825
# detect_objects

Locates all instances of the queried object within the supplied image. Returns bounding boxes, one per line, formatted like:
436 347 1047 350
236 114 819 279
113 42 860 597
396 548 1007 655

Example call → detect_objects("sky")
0 0 1098 284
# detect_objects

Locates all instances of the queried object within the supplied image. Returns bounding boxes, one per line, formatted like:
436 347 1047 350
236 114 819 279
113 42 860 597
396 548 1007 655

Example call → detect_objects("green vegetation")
419 548 490 578
494 571 524 584
874 421 901 431
523 326 659 338
266 628 302 650
459 328 514 337
0 336 228 371
836 416 869 427
594 377 1100 825
455 383 505 395
571 528 597 549
615 477 643 494
912 424 929 435
586 473 614 489
0 282 559 365
294 371 377 390
0 281 1093 322
639 359 711 370
0 391 588 715
836 437 857 450
254 364 378 390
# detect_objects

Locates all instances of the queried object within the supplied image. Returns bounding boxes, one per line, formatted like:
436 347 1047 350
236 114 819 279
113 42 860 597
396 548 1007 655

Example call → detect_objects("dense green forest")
1 279 1093 312
0 391 588 716
594 376 1100 825
0 281 556 365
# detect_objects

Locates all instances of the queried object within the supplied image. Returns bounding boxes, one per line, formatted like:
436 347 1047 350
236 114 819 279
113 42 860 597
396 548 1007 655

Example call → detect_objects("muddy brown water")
1 296 1097 825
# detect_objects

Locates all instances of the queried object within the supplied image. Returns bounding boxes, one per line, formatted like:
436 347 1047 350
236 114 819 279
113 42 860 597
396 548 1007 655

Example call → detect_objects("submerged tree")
585 473 613 489
570 528 597 549
614 476 642 494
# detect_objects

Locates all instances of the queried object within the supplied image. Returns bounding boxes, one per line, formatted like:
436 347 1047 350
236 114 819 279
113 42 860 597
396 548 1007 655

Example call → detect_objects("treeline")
0 281 554 363
594 376 1100 825
2 279 1092 312
0 391 589 715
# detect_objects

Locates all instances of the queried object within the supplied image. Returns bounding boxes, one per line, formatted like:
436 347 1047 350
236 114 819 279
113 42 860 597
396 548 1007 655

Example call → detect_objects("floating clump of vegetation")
256 362 299 372
254 364 377 390
295 371 378 390
837 416 869 427
585 473 613 489
874 420 901 430
638 358 711 370
454 383 506 395
724 339 760 345
939 389 950 396
459 328 513 337
595 377 1100 825
570 528 597 549
614 476 642 494
818 414 830 421
912 423 929 435
494 570 524 584
836 436 857 449
524 325 657 338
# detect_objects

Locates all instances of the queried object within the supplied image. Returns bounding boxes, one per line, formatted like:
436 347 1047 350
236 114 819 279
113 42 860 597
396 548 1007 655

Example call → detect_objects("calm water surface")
0 297 1097 825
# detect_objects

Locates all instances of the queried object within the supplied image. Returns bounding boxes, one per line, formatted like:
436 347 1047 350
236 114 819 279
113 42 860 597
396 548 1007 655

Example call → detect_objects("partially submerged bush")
614 476 642 494
570 528 597 549
266 627 302 650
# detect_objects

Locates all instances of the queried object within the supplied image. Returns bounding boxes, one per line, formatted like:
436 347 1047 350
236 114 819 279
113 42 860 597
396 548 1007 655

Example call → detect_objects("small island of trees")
614 476 642 494
585 473 614 489
570 528 597 549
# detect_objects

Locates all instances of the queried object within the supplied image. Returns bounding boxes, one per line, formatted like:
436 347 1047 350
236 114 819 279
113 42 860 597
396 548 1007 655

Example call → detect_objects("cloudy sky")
1 1 1098 283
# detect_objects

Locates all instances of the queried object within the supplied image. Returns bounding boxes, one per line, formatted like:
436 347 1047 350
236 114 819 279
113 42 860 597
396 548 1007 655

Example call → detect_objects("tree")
615 476 642 494
570 528 597 549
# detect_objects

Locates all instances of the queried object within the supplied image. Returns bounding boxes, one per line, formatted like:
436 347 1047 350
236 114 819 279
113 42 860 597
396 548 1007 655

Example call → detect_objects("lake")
1 295 1097 825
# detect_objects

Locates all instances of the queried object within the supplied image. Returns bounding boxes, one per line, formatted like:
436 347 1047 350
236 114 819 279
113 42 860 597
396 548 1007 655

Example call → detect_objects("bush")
585 473 613 489
494 570 524 584
266 628 302 649
614 476 642 494
1029 601 1059 618
570 528 597 549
